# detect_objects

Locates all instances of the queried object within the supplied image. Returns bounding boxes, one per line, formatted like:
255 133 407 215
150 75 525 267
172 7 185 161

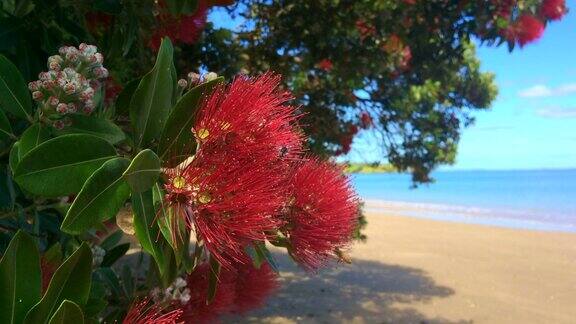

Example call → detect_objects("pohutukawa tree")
0 0 567 323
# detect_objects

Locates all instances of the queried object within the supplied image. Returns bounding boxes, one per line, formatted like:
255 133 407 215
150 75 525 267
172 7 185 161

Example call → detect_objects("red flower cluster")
162 73 359 272
317 58 334 71
496 0 566 47
149 0 209 51
355 20 376 41
284 159 358 270
123 298 183 324
540 0 567 20
505 15 545 47
360 111 373 129
180 261 278 323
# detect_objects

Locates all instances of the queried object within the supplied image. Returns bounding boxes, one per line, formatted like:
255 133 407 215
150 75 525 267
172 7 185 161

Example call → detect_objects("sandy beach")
230 210 576 323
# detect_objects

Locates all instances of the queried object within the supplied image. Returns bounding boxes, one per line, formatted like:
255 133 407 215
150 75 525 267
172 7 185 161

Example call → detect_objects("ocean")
352 169 576 232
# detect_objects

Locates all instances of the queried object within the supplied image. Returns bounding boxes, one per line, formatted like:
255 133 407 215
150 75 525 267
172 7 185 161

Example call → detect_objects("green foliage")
0 54 33 121
0 231 41 324
61 158 131 234
130 38 175 149
48 300 84 324
14 134 117 197
54 114 126 145
24 243 92 324
123 149 161 193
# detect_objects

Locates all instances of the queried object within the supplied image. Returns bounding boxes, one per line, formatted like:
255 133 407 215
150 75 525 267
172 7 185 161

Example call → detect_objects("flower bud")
94 67 108 78
32 91 43 101
94 53 104 64
177 79 188 88
48 96 59 106
67 103 77 113
49 61 61 71
187 72 201 85
53 120 65 130
28 81 39 91
64 83 76 95
204 72 218 82
56 103 68 114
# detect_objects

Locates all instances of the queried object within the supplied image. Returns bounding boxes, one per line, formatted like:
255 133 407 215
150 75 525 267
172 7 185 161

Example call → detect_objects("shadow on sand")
225 251 471 324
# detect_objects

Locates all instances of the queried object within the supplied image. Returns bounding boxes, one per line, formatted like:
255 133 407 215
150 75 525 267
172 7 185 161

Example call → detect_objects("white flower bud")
177 79 188 88
204 72 218 82
94 53 104 64
94 67 108 78
53 120 65 130
64 83 76 95
28 81 38 91
48 96 59 106
187 72 201 84
32 91 43 101
56 103 68 114
67 103 77 113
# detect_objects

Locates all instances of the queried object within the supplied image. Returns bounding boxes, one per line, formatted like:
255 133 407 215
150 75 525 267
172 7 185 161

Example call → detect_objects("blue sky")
210 2 576 170
350 1 576 170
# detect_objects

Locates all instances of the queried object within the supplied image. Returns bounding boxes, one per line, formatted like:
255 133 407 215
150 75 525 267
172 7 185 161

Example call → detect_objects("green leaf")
0 54 32 120
0 109 14 142
115 79 139 116
48 300 84 324
130 38 174 149
132 189 167 274
0 231 41 324
207 256 220 304
18 123 51 160
99 230 123 250
123 149 160 193
254 242 279 273
24 243 92 324
9 141 20 173
61 158 131 235
14 134 117 197
158 77 224 166
55 114 126 144
100 243 130 268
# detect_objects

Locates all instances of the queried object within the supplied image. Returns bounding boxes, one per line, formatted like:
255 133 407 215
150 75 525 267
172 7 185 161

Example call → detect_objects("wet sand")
231 211 576 323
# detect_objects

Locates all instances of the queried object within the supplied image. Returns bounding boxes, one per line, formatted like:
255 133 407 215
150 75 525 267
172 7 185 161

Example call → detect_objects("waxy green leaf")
0 231 41 324
61 158 131 234
158 77 224 166
24 243 92 324
15 134 117 197
130 38 174 149
0 54 33 120
132 189 169 276
48 300 84 324
54 114 126 144
0 109 14 142
18 123 51 160
123 149 161 193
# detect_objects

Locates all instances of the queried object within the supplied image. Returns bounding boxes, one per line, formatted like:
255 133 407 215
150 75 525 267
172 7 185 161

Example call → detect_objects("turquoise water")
352 169 576 232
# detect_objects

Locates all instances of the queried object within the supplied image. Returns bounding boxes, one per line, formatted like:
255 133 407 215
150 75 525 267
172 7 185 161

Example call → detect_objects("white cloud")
518 83 576 98
536 106 576 118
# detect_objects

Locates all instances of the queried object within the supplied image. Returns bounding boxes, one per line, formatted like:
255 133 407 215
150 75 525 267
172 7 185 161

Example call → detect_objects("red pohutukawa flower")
181 261 279 322
149 0 209 50
232 262 279 313
317 59 334 71
506 15 545 46
540 0 567 21
122 298 182 324
181 262 237 323
284 159 358 270
163 73 302 268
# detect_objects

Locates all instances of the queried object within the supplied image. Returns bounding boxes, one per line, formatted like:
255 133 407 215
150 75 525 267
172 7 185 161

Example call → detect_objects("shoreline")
236 212 576 323
363 198 576 233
